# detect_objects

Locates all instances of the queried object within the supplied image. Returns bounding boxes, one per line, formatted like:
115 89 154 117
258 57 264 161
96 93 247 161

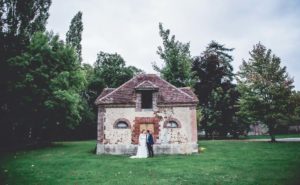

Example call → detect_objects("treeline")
155 23 300 141
1 1 299 148
0 0 141 148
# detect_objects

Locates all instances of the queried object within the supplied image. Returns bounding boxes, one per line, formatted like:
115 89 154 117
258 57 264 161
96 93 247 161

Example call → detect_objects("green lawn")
1 140 300 185
240 134 300 140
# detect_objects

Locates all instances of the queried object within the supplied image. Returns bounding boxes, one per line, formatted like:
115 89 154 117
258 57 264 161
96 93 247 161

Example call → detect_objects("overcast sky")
47 0 300 90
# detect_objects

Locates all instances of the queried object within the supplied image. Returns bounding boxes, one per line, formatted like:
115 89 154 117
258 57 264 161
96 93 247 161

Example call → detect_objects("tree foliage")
192 41 239 137
4 32 86 144
153 23 194 87
76 52 143 140
66 11 83 63
237 43 294 141
288 91 300 127
94 51 143 89
0 0 51 62
0 0 52 146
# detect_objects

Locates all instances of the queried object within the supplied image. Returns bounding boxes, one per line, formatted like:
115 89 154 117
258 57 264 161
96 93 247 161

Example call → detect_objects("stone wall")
97 105 198 155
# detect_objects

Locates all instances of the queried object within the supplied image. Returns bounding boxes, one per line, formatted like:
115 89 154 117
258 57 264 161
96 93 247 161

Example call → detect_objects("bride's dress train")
130 133 148 158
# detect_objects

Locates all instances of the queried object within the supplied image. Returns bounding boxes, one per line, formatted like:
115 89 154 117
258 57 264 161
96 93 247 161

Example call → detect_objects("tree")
77 52 142 140
192 41 238 137
94 51 143 88
237 43 294 142
0 0 52 147
66 11 83 63
73 63 98 140
153 23 194 87
6 32 86 143
287 91 300 133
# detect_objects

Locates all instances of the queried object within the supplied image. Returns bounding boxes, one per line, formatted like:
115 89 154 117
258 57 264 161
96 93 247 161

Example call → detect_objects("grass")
198 133 300 141
1 140 300 185
240 134 300 140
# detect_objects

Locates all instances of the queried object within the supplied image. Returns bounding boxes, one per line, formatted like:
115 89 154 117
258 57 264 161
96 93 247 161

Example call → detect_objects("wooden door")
139 123 154 133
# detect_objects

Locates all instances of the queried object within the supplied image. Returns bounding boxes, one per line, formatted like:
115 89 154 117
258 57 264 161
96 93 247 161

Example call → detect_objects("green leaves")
154 23 195 87
192 41 238 137
66 11 83 63
237 43 294 141
94 51 142 88
6 32 87 140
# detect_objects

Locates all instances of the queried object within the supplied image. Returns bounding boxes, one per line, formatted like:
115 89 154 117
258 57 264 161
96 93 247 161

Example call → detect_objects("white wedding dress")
130 133 148 158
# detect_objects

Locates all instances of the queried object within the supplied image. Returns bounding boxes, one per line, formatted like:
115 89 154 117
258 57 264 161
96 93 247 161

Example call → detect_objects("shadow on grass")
0 141 76 157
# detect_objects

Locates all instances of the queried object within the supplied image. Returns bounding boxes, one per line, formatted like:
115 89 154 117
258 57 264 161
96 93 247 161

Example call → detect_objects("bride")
130 129 148 158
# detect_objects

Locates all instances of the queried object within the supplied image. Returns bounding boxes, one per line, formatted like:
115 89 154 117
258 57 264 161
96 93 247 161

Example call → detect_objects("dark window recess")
115 121 129 129
141 91 153 109
166 121 179 128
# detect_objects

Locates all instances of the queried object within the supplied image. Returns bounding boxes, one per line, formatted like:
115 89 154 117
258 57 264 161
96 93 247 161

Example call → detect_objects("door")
139 123 154 133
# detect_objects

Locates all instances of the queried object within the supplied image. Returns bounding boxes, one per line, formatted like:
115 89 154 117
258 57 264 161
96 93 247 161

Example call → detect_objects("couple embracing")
130 129 154 158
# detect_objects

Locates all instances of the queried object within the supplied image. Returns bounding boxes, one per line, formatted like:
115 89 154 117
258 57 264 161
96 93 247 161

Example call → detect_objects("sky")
47 0 300 90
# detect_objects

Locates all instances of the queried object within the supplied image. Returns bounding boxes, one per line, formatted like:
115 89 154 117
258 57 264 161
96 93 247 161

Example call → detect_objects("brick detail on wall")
132 117 161 144
135 93 141 111
152 92 158 111
97 106 106 144
190 106 198 142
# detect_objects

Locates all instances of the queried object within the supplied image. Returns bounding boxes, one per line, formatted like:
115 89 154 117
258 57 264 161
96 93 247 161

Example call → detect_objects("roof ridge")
95 73 197 105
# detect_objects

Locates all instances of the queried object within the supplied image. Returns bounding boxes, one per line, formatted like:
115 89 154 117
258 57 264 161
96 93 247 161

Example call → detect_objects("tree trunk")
269 126 276 142
270 134 276 142
232 132 239 139
205 129 209 139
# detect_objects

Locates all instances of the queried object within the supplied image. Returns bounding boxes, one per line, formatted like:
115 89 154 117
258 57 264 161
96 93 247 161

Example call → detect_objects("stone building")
95 74 199 155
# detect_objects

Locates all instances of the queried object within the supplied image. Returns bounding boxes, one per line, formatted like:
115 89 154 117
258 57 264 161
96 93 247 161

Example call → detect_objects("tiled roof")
95 74 198 105
135 80 158 90
95 88 115 103
179 87 198 101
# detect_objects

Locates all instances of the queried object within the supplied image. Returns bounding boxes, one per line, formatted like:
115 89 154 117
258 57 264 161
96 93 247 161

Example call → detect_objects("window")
164 118 181 128
141 91 153 109
115 121 129 129
166 121 179 128
114 118 131 129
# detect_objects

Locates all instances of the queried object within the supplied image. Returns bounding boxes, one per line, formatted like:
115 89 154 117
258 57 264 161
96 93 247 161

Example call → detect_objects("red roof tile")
95 88 115 104
95 74 198 105
135 80 158 90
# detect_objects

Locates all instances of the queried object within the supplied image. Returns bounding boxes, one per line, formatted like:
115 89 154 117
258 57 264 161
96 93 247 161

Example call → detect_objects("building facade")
95 74 199 155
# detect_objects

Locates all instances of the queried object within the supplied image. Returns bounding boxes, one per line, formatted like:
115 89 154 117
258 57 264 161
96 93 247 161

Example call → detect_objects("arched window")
164 118 181 128
166 121 179 128
115 121 129 128
114 118 131 129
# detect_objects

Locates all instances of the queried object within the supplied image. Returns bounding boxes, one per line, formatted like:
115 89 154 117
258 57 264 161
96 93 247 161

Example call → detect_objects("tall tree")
0 0 52 147
237 43 294 142
153 23 194 87
77 52 142 140
94 51 142 89
288 91 300 132
6 32 86 143
192 41 238 137
66 11 83 63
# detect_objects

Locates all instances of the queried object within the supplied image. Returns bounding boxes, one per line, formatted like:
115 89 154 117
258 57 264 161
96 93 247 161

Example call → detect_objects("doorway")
140 123 154 133
132 117 160 144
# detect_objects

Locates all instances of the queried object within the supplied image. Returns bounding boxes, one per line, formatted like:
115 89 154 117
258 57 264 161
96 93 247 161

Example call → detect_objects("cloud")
47 0 300 90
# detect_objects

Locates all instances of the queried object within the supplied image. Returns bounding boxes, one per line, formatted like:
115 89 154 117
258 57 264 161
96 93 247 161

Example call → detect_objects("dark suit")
146 133 154 157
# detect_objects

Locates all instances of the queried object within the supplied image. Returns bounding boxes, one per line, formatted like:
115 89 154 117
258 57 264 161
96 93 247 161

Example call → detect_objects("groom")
146 130 154 157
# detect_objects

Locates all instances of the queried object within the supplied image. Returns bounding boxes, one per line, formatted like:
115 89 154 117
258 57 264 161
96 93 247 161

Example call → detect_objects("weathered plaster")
97 106 198 155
